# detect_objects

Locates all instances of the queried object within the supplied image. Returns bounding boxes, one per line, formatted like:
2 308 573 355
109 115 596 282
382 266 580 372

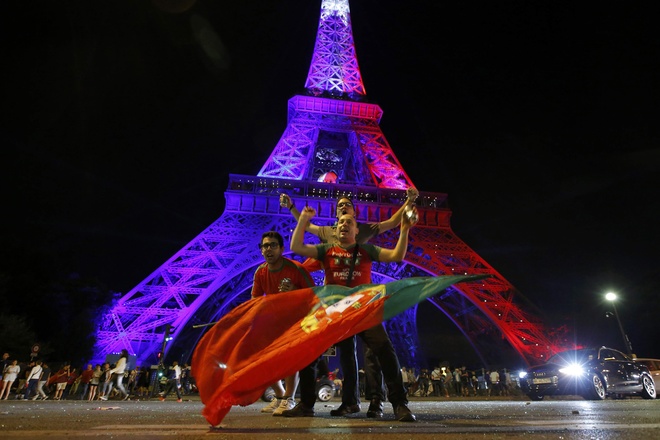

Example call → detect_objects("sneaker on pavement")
158 396 165 402
272 397 296 416
281 402 315 417
260 398 281 413
330 403 360 417
394 403 416 422
177 398 182 403
42 396 49 401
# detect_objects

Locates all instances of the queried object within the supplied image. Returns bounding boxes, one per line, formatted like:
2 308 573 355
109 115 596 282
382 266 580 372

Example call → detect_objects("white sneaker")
272 397 296 416
260 398 281 413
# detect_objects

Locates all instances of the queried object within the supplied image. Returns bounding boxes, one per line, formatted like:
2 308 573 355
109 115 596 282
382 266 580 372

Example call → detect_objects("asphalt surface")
1 394 659 439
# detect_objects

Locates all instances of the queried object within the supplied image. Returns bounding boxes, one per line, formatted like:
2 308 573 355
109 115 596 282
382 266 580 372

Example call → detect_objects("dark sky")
4 1 660 363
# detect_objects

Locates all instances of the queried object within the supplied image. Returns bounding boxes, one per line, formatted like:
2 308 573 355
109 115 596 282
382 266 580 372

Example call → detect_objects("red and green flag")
192 275 488 426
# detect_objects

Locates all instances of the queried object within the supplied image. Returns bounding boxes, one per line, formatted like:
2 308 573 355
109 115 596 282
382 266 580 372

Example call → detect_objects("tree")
0 240 115 364
0 314 38 358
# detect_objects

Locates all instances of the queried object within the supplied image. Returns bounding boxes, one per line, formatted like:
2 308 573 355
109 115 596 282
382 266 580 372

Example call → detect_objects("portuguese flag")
192 275 488 426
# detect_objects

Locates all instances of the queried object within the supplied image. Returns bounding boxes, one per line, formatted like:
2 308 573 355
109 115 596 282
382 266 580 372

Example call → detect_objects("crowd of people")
0 351 196 402
402 365 518 398
326 363 519 400
1 350 517 405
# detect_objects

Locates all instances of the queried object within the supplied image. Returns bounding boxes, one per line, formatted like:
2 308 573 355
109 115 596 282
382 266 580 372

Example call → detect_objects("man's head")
335 197 355 218
259 231 284 266
336 214 358 244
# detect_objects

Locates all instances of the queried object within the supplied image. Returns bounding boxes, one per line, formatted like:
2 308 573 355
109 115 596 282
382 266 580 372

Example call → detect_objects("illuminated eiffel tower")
92 0 562 368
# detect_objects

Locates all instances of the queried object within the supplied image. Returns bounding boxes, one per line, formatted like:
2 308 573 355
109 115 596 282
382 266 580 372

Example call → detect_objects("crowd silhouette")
1 349 522 404
0 352 197 402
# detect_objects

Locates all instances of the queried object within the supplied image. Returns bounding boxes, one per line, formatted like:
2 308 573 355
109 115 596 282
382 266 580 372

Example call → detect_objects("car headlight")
558 363 585 376
518 371 528 379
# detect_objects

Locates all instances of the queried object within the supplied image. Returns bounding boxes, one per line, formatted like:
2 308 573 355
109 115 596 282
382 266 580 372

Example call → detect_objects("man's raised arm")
378 205 418 263
373 187 419 235
280 193 322 237
290 206 320 259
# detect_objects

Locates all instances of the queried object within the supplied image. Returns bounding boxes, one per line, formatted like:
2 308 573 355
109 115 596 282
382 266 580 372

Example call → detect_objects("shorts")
56 382 67 391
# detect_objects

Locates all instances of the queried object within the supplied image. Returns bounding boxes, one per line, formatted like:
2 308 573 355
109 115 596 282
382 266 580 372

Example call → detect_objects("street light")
605 292 634 356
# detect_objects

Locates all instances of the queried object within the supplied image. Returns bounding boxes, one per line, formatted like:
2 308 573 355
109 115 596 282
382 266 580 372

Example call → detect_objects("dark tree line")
0 241 115 365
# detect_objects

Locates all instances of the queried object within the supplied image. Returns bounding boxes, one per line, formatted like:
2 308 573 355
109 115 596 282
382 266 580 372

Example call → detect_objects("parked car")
633 358 660 390
261 376 335 402
518 346 656 401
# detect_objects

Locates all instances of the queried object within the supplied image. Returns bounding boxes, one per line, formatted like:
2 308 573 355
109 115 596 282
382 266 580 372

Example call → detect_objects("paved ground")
1 394 659 439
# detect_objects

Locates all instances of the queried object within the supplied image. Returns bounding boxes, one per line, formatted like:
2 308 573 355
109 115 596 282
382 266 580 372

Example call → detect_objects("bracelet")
288 204 295 211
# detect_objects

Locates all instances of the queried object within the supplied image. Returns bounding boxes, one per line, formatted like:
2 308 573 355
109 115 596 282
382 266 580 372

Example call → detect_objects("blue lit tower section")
92 0 561 369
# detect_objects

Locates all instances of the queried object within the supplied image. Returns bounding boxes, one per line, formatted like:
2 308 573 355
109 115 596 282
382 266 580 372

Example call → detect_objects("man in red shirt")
284 207 417 422
77 364 95 400
251 231 314 300
51 363 70 401
281 190 418 416
251 231 315 416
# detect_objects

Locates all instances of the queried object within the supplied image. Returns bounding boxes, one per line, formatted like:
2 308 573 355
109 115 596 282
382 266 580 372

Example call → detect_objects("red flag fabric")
192 275 487 426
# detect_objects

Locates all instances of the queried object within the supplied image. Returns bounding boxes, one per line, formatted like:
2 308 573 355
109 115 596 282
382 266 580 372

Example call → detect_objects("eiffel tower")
92 0 562 369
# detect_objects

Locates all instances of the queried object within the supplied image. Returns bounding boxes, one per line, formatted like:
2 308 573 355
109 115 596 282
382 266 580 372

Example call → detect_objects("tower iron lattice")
92 0 563 369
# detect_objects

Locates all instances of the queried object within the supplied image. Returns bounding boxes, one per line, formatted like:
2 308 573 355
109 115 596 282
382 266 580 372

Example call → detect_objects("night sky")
4 1 659 364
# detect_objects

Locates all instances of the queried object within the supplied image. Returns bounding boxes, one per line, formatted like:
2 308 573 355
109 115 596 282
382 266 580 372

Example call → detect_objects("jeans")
296 357 322 407
36 380 48 398
162 378 181 399
364 345 386 401
339 324 408 408
100 379 113 397
337 335 359 405
24 379 39 399
78 383 90 400
114 375 127 397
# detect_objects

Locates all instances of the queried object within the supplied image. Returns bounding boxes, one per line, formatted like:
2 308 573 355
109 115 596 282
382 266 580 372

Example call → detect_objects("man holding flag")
283 206 418 422
281 190 419 418
251 231 315 416
191 213 487 428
